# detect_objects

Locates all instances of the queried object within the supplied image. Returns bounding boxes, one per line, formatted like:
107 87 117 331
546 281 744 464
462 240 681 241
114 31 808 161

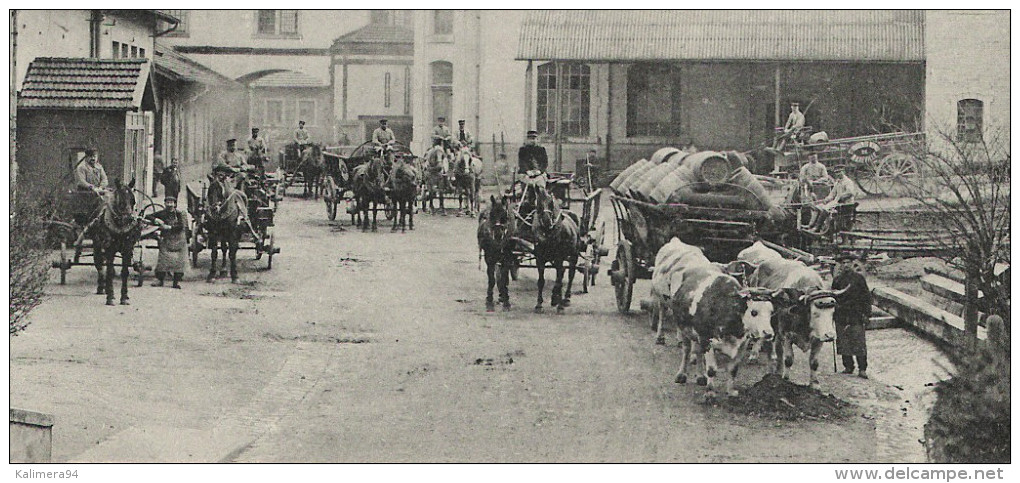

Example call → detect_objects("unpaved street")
10 191 945 463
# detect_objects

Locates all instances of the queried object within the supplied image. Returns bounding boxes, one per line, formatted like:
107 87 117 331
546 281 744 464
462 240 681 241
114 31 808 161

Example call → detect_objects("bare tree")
900 121 1010 343
9 187 58 336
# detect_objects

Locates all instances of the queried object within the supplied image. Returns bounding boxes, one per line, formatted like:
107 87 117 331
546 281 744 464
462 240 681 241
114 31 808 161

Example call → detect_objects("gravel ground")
9 187 947 463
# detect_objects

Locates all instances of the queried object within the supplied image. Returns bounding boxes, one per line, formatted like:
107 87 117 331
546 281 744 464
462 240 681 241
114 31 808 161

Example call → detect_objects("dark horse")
351 153 388 231
478 194 518 312
531 187 584 313
299 143 325 199
205 174 248 282
389 155 420 232
90 178 142 305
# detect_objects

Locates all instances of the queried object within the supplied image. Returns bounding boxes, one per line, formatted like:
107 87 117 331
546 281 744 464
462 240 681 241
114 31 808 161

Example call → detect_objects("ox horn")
830 285 851 297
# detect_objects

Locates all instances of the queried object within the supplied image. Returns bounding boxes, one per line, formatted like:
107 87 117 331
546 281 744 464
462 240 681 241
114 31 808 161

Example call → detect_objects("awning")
517 10 924 62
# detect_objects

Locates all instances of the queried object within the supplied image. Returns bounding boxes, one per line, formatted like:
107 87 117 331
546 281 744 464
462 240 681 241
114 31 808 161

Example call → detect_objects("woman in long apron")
147 196 189 289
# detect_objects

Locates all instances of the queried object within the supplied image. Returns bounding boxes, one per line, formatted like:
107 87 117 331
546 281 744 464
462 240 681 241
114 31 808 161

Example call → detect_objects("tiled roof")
248 70 327 88
332 24 414 47
153 43 239 87
18 58 151 110
517 10 925 62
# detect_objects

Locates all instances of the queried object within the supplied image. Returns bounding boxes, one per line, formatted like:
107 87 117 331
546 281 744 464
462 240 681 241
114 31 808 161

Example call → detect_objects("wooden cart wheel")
591 221 606 286
875 153 919 196
384 200 396 221
613 240 635 313
853 162 883 196
324 177 338 221
510 258 520 281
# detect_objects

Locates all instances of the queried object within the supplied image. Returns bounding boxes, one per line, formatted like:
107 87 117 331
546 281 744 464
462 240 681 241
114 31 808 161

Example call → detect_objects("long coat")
147 208 188 273
833 270 871 356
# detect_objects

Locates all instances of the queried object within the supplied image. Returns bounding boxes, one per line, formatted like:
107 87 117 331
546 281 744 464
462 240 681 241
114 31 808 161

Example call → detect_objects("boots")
172 272 183 289
151 272 165 287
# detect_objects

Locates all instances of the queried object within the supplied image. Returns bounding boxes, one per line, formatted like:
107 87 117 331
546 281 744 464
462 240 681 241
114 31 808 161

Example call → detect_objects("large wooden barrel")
615 159 655 194
610 158 649 193
649 147 683 165
632 158 680 199
648 153 695 203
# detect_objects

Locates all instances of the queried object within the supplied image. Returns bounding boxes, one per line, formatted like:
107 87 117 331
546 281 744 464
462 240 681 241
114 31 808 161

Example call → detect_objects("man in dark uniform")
160 157 181 200
832 252 872 379
517 130 548 174
456 119 474 151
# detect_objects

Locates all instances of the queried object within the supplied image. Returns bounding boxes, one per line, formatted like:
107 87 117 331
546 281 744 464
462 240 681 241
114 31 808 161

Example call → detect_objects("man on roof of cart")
776 102 807 150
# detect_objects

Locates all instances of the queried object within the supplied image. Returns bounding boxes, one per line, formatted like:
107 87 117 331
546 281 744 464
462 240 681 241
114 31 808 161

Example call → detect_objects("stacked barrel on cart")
607 147 788 311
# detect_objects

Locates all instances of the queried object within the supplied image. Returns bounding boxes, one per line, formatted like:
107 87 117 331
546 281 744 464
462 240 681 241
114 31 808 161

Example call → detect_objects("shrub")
9 192 57 336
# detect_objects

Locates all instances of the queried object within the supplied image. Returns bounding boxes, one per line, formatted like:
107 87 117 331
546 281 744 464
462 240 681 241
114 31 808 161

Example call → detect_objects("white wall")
15 10 93 89
924 10 1010 148
165 10 368 49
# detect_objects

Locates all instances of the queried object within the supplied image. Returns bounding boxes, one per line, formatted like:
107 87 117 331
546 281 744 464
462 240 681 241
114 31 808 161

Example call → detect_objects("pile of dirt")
721 374 858 421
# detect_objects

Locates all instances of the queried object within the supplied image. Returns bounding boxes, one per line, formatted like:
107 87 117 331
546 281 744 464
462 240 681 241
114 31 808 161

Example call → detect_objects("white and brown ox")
747 257 847 388
650 238 776 398
732 241 785 363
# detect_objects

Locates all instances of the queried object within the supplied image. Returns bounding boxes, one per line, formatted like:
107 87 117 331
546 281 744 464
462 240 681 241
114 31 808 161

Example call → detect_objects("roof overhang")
517 10 925 63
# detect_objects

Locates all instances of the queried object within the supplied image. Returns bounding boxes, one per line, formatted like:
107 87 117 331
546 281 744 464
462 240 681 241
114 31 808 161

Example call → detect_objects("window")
433 10 453 36
257 10 299 36
266 100 284 126
112 41 120 59
957 99 983 143
371 10 391 24
138 48 145 58
121 43 129 59
372 10 412 27
298 100 316 126
627 63 682 137
130 46 138 58
384 73 392 108
162 10 189 36
404 66 412 115
537 63 590 137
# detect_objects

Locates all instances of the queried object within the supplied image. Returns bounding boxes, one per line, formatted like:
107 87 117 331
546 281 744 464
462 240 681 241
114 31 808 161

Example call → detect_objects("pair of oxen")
649 240 848 398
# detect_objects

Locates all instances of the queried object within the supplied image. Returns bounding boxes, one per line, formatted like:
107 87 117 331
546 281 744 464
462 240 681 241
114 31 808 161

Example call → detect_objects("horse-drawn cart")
506 176 608 293
47 189 160 287
186 175 279 271
770 131 926 196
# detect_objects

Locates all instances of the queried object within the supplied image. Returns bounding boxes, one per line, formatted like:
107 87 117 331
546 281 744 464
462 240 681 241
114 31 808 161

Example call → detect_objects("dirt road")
11 191 941 463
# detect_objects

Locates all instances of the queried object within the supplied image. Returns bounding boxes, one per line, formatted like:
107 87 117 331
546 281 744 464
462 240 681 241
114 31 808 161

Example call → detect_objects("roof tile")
18 58 150 110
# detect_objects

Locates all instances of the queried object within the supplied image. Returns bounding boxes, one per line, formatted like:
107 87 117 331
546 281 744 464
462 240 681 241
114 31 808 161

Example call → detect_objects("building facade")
159 10 415 150
412 10 1008 176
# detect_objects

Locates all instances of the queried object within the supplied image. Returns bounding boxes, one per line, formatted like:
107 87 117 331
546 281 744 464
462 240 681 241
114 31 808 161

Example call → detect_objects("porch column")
774 65 782 128
524 60 534 130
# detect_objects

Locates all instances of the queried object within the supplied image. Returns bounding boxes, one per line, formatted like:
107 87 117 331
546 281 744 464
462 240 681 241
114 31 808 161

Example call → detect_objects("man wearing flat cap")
517 130 548 174
75 148 109 194
146 196 189 289
456 119 474 151
372 119 396 147
832 252 871 379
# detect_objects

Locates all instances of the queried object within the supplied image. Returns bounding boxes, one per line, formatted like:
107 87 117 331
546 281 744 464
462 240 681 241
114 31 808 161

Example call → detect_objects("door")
124 111 152 202
431 87 452 127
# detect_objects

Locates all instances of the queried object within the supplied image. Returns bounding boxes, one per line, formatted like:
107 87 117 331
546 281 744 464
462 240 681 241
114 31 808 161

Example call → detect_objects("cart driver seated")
798 154 834 201
75 148 109 195
802 167 861 235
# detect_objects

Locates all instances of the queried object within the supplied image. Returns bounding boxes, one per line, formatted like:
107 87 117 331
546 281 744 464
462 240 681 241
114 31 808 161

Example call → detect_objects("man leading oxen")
651 238 776 398
745 255 848 388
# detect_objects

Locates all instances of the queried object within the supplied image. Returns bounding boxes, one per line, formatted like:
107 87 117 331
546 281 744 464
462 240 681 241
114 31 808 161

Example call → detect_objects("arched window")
627 63 682 137
957 99 984 143
537 63 590 137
